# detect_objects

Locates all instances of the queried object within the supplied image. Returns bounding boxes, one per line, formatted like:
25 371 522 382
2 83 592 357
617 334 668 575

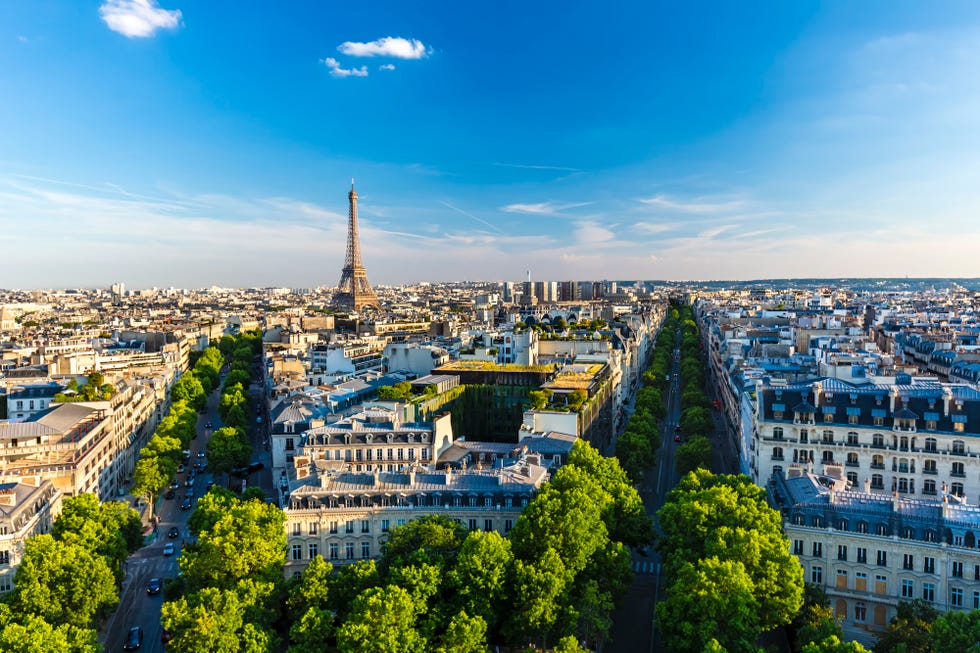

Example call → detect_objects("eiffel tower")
334 181 381 311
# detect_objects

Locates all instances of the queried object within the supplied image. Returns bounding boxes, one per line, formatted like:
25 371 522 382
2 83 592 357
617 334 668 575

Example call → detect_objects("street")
100 369 274 652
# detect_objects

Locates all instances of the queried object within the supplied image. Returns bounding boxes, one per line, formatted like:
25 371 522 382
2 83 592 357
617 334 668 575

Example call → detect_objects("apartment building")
770 469 980 644
282 457 548 576
0 478 61 594
752 376 980 503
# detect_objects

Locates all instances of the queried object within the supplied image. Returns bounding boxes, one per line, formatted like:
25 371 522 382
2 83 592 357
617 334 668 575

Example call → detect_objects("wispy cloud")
574 220 615 243
640 194 743 214
634 221 675 235
379 64 396 72
17 35 29 43
697 224 739 239
491 162 582 172
501 201 591 215
99 0 182 38
322 57 368 78
338 37 430 59
440 201 503 233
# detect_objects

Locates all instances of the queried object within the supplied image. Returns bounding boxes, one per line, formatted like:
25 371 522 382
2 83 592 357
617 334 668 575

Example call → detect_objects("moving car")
123 626 143 650
179 498 192 511
167 526 179 539
146 578 162 595
674 434 682 443
163 543 175 556
163 488 175 500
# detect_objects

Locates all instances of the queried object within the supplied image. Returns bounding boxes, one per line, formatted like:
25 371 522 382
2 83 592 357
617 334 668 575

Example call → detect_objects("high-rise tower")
334 181 381 311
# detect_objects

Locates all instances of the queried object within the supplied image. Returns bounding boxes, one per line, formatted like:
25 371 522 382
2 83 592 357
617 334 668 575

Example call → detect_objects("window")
285 437 294 451
924 557 935 574
846 452 859 466
854 602 867 622
846 472 858 486
857 522 868 534
952 462 965 477
484 519 493 532
291 544 302 561
847 432 859 446
824 413 834 424
381 519 390 532
330 521 338 534
309 523 318 535
953 440 966 454
361 520 370 533
468 518 477 531
902 580 914 598
876 550 888 566
773 427 784 440
292 523 301 536
855 572 868 591
0 551 8 566
952 561 964 578
924 479 936 495
923 583 935 602
361 542 370 559
871 474 884 490
811 566 823 584
951 587 964 607
976 565 980 581
329 543 338 560
974 591 980 610
345 520 354 534
849 414 859 425
0 576 11 593
772 447 784 461
836 569 848 588
925 437 937 452
924 459 937 474
813 542 823 557
793 540 804 556
308 543 318 559
505 519 513 533
874 416 884 426
952 483 965 497
345 543 355 559
903 554 914 570
871 454 884 469
822 430 834 443
822 451 834 463
800 430 809 443
484 496 493 507
876 523 888 536
837 545 848 561
873 433 884 447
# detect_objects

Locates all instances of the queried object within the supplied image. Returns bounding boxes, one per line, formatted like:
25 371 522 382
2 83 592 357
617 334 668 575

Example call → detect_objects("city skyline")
3 1 980 289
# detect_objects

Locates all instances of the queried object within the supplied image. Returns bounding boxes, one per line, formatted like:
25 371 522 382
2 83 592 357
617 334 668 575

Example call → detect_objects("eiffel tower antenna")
334 181 381 311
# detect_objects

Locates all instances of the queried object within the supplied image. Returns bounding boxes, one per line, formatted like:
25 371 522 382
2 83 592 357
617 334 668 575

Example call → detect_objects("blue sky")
3 1 980 289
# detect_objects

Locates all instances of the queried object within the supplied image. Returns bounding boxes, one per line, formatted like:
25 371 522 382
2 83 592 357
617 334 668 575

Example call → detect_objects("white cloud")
322 58 368 78
17 35 29 43
640 194 743 214
634 221 675 235
99 0 182 38
338 36 429 59
697 224 739 239
379 64 396 71
501 201 591 215
574 220 615 244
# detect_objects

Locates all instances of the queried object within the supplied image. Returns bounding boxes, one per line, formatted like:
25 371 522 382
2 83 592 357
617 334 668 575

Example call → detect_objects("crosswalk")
632 560 661 575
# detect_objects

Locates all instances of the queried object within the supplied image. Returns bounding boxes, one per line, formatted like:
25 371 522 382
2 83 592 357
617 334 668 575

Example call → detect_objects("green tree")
206 426 251 481
447 530 513 632
179 497 286 591
674 435 712 476
0 608 100 653
801 636 871 653
930 609 980 653
329 560 381 620
336 585 427 653
656 557 760 653
380 515 468 572
875 600 938 653
9 535 118 628
132 454 174 520
435 611 489 653
506 548 569 647
161 586 278 653
528 389 552 410
51 493 140 575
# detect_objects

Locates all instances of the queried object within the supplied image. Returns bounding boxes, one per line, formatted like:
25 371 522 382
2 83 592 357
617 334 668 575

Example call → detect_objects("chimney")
444 466 453 485
0 487 16 507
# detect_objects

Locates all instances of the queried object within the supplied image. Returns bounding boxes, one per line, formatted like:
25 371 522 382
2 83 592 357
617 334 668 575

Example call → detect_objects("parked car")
184 476 194 487
248 461 264 473
169 479 180 490
185 489 195 499
163 489 175 500
163 543 175 556
146 578 162 595
123 626 143 650
176 464 186 474
179 498 192 511
167 527 179 539
197 451 206 458
674 434 682 443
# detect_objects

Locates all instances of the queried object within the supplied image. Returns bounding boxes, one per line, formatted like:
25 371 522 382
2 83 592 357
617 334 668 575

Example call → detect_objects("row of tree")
207 332 264 482
614 306 676 481
0 494 143 651
156 440 650 652
131 344 226 515
673 306 714 475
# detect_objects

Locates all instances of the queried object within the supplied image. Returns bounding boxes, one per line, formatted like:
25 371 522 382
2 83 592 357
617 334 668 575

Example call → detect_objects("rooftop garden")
439 361 556 373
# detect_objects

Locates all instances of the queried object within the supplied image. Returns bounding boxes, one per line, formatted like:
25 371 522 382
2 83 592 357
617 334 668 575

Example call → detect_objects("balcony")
923 468 938 475
845 461 860 468
870 463 885 470
950 471 966 478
